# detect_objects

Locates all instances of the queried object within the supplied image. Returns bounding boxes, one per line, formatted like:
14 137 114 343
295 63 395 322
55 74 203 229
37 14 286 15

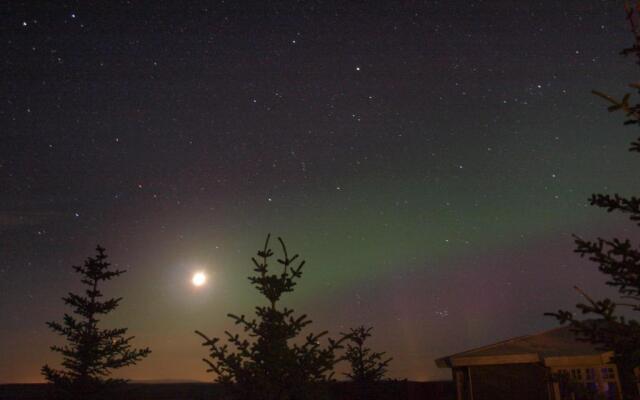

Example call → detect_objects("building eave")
543 351 615 367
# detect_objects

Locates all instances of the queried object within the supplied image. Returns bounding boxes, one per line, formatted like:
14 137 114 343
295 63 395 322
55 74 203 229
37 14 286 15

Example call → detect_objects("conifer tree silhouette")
342 326 392 400
547 2 640 397
343 326 391 383
196 234 345 400
42 246 151 400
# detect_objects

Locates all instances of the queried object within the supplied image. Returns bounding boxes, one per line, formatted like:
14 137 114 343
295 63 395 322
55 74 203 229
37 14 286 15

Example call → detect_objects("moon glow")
191 271 207 287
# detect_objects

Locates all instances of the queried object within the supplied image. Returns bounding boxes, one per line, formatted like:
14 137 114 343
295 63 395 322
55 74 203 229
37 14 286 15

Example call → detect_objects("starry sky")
2 0 640 384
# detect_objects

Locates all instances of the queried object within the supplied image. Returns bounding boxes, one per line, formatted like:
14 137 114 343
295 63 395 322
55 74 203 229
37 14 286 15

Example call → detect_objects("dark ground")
0 381 454 400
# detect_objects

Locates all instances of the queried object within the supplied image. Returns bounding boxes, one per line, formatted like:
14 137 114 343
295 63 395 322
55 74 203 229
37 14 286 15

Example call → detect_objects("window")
553 366 620 400
571 368 582 381
585 368 595 381
602 382 618 400
601 367 615 380
600 367 619 400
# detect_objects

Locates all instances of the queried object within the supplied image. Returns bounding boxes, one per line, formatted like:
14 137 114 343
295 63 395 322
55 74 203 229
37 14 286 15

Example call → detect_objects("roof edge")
434 326 611 369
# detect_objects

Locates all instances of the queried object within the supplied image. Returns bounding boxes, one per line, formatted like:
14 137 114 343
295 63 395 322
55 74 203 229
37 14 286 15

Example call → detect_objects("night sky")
2 0 639 383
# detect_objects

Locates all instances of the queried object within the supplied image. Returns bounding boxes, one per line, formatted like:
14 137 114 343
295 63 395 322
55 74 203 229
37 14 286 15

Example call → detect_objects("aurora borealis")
2 0 639 383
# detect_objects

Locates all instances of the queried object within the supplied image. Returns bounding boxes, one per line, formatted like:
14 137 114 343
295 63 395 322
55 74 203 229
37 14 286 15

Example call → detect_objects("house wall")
550 364 622 400
467 363 551 400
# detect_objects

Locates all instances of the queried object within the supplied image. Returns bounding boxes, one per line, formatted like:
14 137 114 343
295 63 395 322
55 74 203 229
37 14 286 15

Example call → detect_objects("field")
0 381 454 400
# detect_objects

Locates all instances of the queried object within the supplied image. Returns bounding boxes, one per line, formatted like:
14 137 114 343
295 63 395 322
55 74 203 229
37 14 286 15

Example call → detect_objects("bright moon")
192 271 207 287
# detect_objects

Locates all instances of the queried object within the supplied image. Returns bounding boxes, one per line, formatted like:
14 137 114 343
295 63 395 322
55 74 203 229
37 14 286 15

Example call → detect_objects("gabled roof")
436 326 612 368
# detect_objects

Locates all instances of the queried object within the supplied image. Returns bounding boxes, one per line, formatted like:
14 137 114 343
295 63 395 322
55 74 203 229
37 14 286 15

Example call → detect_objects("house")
435 326 622 400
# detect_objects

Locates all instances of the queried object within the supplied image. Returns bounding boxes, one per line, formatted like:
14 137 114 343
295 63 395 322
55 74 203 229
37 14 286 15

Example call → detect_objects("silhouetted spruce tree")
546 2 640 398
42 246 151 400
196 234 345 400
341 326 392 400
